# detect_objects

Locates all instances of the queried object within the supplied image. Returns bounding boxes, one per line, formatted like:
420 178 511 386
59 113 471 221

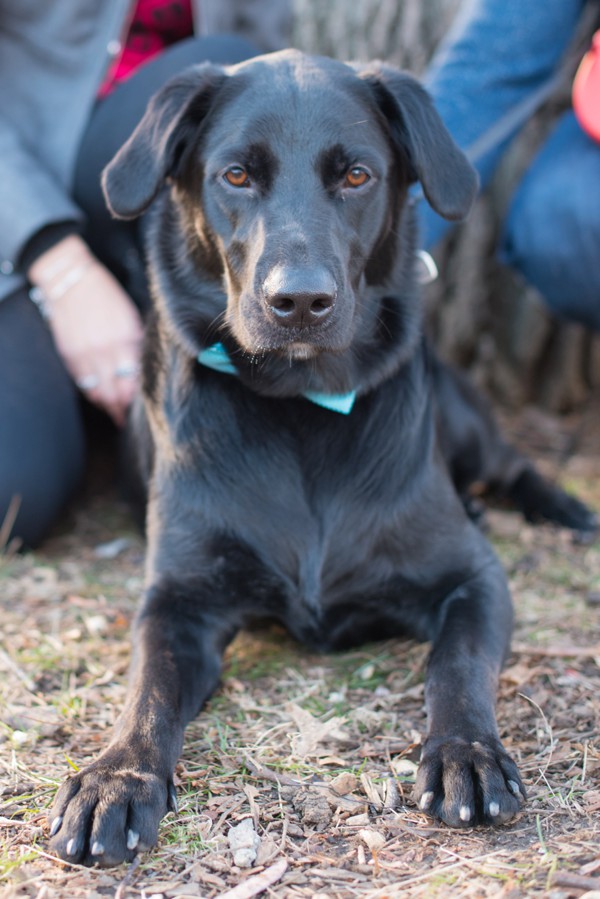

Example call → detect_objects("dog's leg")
432 354 598 534
49 580 237 866
505 464 598 535
413 559 526 826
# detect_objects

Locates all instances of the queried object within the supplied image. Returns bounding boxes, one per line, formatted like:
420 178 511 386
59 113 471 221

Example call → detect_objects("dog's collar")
197 342 356 414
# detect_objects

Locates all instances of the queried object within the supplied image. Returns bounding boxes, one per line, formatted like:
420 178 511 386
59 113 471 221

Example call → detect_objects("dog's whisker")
374 311 394 341
205 309 228 344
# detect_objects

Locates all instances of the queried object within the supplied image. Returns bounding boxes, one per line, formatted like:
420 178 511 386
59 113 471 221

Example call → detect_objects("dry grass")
1 406 600 899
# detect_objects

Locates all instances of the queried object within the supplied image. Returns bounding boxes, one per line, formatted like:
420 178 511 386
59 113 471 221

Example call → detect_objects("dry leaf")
329 772 359 795
287 703 348 758
359 828 386 852
345 813 370 826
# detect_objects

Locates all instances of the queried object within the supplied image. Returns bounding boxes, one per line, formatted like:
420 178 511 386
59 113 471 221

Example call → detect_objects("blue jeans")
420 0 600 330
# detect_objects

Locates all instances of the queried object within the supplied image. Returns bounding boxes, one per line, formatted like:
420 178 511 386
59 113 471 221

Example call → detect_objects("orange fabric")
573 30 600 143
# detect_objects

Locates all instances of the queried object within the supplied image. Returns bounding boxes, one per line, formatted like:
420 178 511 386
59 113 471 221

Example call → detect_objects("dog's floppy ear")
102 62 227 220
358 63 478 221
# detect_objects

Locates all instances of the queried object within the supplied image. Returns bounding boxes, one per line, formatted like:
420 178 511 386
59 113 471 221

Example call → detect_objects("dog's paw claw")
508 779 524 800
49 751 172 866
419 790 434 811
414 734 525 828
49 815 63 837
167 783 178 814
127 830 140 851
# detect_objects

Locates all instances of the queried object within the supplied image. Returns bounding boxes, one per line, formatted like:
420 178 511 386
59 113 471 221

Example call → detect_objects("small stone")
94 537 133 559
228 818 260 868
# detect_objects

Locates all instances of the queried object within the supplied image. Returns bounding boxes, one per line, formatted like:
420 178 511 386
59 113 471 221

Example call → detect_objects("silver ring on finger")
76 374 100 391
114 361 139 379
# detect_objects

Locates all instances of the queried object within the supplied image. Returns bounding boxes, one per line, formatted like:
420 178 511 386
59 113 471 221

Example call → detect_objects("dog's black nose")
263 266 336 328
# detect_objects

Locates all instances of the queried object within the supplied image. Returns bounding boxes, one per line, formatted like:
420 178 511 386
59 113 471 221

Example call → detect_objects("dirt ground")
1 403 600 899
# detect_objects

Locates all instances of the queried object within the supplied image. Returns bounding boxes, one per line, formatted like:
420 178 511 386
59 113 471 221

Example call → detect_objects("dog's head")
103 50 476 368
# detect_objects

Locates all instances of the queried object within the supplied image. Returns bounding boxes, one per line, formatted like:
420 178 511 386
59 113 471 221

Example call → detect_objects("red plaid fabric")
98 0 193 98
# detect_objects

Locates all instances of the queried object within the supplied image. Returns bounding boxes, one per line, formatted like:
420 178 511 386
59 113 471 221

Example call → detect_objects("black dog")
49 50 596 866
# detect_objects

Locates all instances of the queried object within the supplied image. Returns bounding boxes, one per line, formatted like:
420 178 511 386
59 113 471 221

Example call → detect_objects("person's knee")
500 113 600 329
502 177 568 295
501 168 600 329
0 436 85 550
0 290 86 549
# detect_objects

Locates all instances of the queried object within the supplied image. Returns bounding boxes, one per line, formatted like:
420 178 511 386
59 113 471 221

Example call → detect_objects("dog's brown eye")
224 166 251 188
345 167 370 188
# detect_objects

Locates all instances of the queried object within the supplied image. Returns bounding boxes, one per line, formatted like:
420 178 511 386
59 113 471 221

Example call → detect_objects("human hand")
28 236 143 426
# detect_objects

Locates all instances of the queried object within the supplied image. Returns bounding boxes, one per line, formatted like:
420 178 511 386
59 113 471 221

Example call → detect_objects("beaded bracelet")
29 262 93 318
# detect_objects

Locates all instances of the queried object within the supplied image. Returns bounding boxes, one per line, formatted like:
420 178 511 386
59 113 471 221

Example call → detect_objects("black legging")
0 35 256 548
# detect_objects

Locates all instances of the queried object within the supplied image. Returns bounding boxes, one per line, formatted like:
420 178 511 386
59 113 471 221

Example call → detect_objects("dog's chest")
199 396 414 627
232 466 402 643
158 370 439 645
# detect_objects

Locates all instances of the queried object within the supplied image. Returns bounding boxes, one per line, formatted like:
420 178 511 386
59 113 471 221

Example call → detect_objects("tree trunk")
292 0 600 412
293 0 461 73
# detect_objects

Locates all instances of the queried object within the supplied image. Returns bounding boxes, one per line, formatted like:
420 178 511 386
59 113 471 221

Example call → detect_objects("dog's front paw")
48 749 177 866
413 735 526 827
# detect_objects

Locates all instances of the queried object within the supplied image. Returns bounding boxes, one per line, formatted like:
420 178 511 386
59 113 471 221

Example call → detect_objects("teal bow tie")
197 342 356 414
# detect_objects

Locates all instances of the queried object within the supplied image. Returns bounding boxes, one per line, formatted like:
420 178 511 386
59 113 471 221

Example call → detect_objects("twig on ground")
518 692 556 783
512 642 600 659
0 494 21 554
552 871 600 891
217 859 288 899
114 855 142 899
243 754 302 787
0 646 37 692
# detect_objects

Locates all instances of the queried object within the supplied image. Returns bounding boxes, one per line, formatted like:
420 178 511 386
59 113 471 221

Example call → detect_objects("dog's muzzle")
262 264 337 329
